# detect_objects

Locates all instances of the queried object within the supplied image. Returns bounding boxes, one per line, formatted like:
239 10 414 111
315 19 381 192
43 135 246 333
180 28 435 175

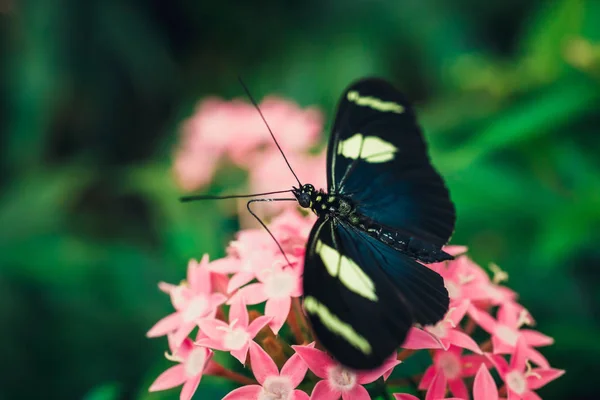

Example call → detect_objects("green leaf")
83 383 121 400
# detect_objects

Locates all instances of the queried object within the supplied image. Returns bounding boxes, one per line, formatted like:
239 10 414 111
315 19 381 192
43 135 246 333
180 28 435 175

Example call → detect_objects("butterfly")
291 78 455 369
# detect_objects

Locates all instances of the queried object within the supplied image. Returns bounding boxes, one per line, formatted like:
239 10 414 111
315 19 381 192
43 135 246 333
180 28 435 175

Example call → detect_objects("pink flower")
490 338 565 400
149 337 215 400
419 346 487 399
292 344 400 400
223 341 310 400
440 364 500 400
469 302 553 366
196 297 272 364
172 96 323 191
404 300 481 354
147 255 228 345
229 262 303 334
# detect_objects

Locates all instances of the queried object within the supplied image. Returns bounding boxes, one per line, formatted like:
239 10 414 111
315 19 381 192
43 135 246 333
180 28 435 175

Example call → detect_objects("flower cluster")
147 209 563 400
172 96 326 193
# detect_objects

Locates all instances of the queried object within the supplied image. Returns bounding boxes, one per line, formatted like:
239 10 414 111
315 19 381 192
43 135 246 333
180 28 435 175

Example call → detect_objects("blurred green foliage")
1 0 599 399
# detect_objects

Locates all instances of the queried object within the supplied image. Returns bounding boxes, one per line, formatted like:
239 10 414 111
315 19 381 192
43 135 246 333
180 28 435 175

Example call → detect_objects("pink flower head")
149 337 215 400
197 296 272 364
435 364 500 400
223 341 310 400
147 255 228 345
404 300 481 354
490 338 564 400
469 302 553 366
419 346 488 399
292 344 400 400
229 261 303 334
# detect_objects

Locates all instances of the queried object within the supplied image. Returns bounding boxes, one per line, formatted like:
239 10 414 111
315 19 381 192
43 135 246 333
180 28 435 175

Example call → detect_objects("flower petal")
197 318 228 340
527 368 565 390
180 375 201 400
510 338 528 371
232 283 268 305
473 364 498 400
249 341 279 385
418 366 436 390
228 271 256 294
291 345 334 379
425 371 447 400
188 256 212 294
149 365 187 392
393 395 420 400
265 296 291 334
147 312 182 337
468 305 496 334
403 328 443 350
446 329 482 354
342 384 370 400
281 351 309 388
357 354 400 384
520 329 554 347
310 379 341 400
292 389 310 400
229 296 249 328
247 316 273 338
222 385 262 400
230 341 251 364
448 378 469 400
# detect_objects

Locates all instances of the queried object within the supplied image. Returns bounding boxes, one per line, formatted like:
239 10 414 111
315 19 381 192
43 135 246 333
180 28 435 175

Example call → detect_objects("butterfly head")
293 183 316 208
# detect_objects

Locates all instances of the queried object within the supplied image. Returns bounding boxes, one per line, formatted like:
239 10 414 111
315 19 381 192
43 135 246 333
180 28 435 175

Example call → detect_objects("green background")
1 0 599 399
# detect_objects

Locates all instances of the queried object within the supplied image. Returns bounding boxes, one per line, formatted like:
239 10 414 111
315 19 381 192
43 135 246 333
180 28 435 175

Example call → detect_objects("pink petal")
310 380 341 400
525 347 550 369
393 395 420 400
209 257 242 274
526 368 565 390
510 338 528 371
247 316 272 338
473 364 498 400
265 296 291 334
149 365 187 392
180 375 201 400
230 341 250 364
520 329 554 347
197 318 228 340
209 292 228 310
523 392 543 400
188 256 212 294
147 312 182 337
233 283 268 305
171 322 197 346
291 345 334 379
449 300 470 326
446 329 482 354
222 385 262 400
292 389 310 400
425 371 447 400
497 302 519 327
403 328 443 350
468 305 497 334
227 271 256 293
249 341 279 385
342 384 370 400
487 353 510 378
229 296 249 328
448 378 469 399
281 352 310 388
461 354 489 376
195 337 225 351
418 366 436 390
158 282 177 294
357 354 400 384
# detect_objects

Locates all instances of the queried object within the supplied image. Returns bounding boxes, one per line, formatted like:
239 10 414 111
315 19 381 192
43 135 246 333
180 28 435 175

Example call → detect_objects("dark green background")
1 0 599 399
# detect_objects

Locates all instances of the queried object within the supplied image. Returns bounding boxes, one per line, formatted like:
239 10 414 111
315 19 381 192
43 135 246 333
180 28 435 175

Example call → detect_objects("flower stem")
288 297 308 344
218 367 257 385
397 349 416 361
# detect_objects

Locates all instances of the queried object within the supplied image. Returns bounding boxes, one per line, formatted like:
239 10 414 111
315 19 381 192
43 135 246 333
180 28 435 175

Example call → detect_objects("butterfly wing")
302 216 448 369
327 78 455 246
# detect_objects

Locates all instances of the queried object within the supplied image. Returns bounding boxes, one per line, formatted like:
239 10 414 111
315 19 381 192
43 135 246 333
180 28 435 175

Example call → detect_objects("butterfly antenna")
180 189 293 202
238 77 302 187
247 198 297 267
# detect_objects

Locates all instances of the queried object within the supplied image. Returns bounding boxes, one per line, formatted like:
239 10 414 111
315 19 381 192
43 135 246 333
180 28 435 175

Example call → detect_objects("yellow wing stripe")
303 296 372 354
347 90 405 113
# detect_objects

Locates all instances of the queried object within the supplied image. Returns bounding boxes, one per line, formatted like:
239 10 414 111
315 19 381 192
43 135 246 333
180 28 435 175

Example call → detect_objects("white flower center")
264 270 296 299
223 327 250 350
184 348 207 377
182 296 209 322
437 352 462 380
506 370 527 394
495 325 519 346
445 281 461 299
327 365 357 392
258 376 293 400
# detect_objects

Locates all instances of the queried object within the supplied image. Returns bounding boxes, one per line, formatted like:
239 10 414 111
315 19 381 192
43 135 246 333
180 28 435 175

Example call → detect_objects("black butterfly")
291 78 455 369
182 77 455 371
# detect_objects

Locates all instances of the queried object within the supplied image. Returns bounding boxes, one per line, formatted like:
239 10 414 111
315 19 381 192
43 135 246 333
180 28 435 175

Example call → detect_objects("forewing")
302 217 447 370
327 78 455 245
